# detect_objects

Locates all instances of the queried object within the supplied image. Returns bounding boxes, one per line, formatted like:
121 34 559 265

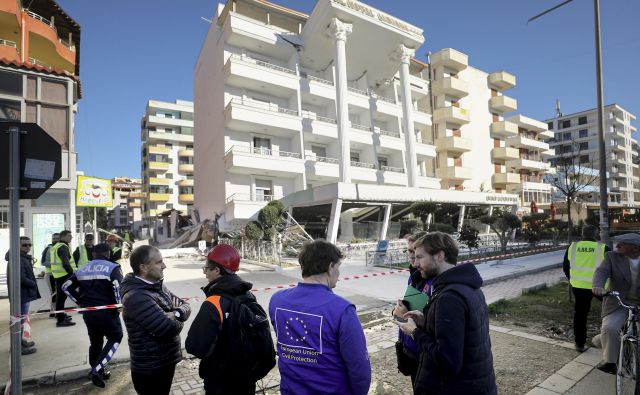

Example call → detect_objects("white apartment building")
140 99 195 239
545 104 639 210
194 0 553 242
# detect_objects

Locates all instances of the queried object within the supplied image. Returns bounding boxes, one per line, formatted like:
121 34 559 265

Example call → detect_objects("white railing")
376 95 395 104
227 97 298 116
225 193 282 204
300 111 337 124
348 86 369 96
377 128 400 138
351 123 371 132
305 155 339 164
381 165 405 173
0 39 17 49
225 145 302 159
229 53 296 75
25 9 55 30
307 74 334 86
28 57 49 68
351 161 375 169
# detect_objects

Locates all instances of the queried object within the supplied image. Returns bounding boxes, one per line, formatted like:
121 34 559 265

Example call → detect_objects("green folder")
403 285 429 312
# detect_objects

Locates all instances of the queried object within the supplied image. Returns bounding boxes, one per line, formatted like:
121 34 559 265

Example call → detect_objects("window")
0 70 22 96
350 152 360 163
579 129 588 138
377 157 388 169
253 137 271 154
562 132 572 141
255 179 273 201
0 99 21 121
579 142 589 151
165 128 174 134
165 143 173 148
578 116 587 125
311 145 326 158
166 203 173 209
547 122 554 130
561 120 571 129
580 155 590 163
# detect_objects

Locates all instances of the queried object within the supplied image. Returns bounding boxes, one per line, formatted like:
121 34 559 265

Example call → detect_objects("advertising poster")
76 176 112 207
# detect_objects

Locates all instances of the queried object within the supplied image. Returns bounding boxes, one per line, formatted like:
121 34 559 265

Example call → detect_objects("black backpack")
224 292 276 381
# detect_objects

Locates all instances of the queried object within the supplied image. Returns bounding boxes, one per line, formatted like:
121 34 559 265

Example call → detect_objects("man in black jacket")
185 244 256 395
5 236 41 355
395 232 497 395
121 245 191 395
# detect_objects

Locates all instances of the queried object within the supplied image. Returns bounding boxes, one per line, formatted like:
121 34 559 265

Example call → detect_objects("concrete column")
457 204 466 232
326 198 343 244
394 44 418 187
485 205 493 234
338 209 354 242
379 204 392 240
325 18 352 183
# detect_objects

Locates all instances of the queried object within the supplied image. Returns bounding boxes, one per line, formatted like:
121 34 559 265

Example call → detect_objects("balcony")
305 155 339 180
178 148 194 157
506 158 550 172
490 121 518 138
225 98 300 134
507 136 550 151
541 148 556 158
24 10 76 73
489 95 517 114
148 161 170 171
492 147 520 161
224 145 304 177
178 164 194 174
147 115 193 129
436 166 472 181
225 53 298 91
488 71 516 91
0 39 18 62
379 166 408 186
148 145 170 155
430 48 468 72
435 136 472 153
149 177 171 186
224 193 282 221
179 194 194 203
415 141 437 158
432 77 469 98
178 179 194 187
149 193 170 202
432 106 470 126
492 173 520 187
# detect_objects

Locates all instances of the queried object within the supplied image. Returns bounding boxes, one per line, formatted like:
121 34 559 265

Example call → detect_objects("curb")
482 262 563 286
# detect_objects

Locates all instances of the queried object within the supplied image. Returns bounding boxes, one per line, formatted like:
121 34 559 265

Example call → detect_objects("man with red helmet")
106 235 123 264
186 244 263 394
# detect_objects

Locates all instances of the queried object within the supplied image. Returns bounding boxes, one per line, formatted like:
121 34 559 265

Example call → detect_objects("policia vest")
568 240 605 289
50 242 77 279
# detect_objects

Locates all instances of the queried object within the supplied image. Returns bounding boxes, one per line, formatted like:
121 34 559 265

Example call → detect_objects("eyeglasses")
21 244 32 247
202 266 215 272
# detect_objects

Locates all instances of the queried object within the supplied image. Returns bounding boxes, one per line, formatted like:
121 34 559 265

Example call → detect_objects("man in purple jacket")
269 240 371 395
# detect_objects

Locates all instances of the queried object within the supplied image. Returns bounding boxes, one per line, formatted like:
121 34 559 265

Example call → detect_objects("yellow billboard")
76 176 112 207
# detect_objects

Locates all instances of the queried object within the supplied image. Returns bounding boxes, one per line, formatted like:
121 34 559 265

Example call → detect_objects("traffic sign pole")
8 126 22 395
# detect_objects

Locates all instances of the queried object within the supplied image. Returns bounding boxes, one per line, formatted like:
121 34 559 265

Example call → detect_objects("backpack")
223 292 276 381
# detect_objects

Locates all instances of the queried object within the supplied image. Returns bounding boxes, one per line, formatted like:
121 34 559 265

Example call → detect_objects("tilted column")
393 44 417 187
325 18 353 183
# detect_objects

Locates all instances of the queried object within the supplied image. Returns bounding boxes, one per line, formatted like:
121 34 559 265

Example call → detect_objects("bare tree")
545 139 599 240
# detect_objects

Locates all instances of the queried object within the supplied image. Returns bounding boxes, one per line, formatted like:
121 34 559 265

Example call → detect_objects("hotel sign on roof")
331 0 423 38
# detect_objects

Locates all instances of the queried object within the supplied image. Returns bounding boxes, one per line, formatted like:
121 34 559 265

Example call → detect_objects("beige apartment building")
107 177 142 235
140 99 194 239
194 0 554 242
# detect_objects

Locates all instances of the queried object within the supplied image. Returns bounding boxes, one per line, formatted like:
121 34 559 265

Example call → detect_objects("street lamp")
529 0 610 245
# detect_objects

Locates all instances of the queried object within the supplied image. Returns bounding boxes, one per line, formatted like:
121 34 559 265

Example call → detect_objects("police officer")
51 230 77 327
62 243 123 388
106 234 122 264
563 225 610 351
73 234 94 270
41 233 59 318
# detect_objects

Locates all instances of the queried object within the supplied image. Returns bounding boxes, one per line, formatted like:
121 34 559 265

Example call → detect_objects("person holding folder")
392 231 432 384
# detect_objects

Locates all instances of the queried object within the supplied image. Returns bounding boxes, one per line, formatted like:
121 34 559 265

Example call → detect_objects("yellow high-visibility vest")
50 242 77 279
568 241 605 289
77 245 91 269
111 246 123 264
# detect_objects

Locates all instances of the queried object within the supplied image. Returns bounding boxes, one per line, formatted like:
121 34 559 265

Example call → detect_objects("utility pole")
529 0 609 245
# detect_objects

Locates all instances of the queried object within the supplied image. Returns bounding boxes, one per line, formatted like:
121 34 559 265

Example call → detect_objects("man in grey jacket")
592 233 640 374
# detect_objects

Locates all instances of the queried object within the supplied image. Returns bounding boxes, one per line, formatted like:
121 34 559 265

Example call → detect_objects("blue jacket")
62 259 122 308
269 283 371 395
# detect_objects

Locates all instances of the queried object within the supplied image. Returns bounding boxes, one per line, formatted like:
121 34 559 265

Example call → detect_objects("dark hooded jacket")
5 251 41 304
413 263 497 395
120 273 191 373
185 274 253 382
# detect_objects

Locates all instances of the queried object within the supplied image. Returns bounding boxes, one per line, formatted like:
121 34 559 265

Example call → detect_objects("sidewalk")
0 249 565 390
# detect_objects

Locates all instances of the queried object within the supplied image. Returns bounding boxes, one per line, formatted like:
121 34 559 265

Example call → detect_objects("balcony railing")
225 145 302 159
351 123 371 132
229 53 296 75
376 95 395 104
305 155 339 164
377 128 401 138
0 39 17 49
307 74 334 86
381 165 405 173
225 193 282 204
300 111 337 124
25 9 55 30
28 57 49 68
348 86 369 96
228 98 298 116
351 161 375 169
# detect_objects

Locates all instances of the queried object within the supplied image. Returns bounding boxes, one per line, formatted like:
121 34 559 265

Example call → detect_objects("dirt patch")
489 281 603 345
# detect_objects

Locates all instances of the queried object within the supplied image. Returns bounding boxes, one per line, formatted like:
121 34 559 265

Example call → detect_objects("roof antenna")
555 99 562 117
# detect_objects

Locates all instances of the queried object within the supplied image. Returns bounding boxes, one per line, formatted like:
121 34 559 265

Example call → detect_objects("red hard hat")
207 244 240 272
106 234 117 241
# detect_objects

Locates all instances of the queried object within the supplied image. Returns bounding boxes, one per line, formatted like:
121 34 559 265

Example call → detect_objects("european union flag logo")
274 308 324 353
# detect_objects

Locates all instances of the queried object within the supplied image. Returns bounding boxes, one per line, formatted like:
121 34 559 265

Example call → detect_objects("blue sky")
58 0 640 180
